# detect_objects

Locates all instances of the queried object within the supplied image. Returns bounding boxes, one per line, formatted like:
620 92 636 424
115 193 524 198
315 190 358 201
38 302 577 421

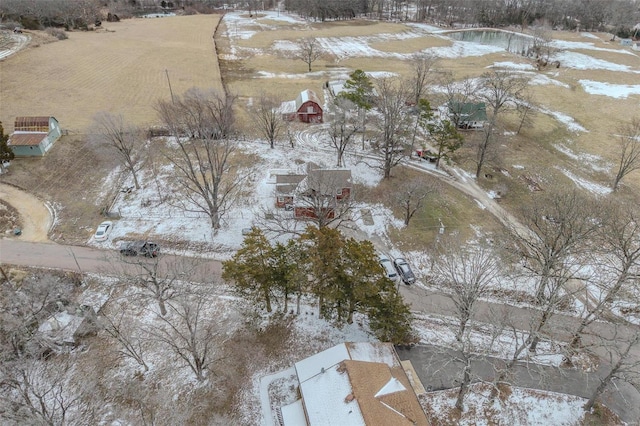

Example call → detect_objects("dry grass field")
0 14 223 133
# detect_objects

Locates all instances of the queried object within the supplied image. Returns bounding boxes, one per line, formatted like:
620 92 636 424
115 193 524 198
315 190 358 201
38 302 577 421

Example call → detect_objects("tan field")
0 14 223 133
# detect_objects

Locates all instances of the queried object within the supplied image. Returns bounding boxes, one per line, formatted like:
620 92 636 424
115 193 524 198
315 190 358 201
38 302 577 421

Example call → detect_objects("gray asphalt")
396 344 640 425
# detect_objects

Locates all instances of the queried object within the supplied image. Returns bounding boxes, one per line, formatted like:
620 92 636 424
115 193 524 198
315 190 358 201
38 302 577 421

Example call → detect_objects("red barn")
280 89 323 123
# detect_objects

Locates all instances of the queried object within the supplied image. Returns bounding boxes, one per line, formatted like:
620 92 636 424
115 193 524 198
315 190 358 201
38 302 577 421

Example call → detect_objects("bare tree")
101 301 149 371
508 188 599 305
296 37 323 72
395 176 439 226
117 255 202 317
147 293 226 382
475 70 529 178
0 271 77 359
156 88 242 230
515 93 536 135
253 93 285 149
583 327 640 412
569 202 640 349
430 238 501 411
612 117 640 192
373 78 413 179
93 112 144 190
503 189 599 354
0 357 82 425
432 239 501 343
328 96 359 167
410 53 438 106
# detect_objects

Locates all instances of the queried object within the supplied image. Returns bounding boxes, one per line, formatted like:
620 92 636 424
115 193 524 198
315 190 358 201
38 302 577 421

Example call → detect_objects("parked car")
93 221 113 242
379 255 398 280
119 241 160 257
393 258 416 285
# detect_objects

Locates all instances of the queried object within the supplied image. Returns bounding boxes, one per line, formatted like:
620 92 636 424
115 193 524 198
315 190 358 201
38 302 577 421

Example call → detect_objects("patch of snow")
579 79 640 98
374 377 406 397
553 143 610 173
536 106 587 133
551 39 636 56
558 168 612 195
580 32 600 40
490 61 536 71
552 51 640 73
422 383 588 426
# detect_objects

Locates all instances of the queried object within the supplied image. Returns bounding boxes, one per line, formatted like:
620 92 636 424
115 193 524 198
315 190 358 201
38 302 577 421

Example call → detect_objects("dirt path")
0 183 52 242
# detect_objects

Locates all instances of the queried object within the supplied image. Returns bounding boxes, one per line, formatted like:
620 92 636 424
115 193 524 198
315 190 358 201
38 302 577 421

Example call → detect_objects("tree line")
2 0 639 35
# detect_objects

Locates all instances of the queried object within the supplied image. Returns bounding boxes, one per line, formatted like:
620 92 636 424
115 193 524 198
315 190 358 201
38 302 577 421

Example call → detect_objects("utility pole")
165 69 175 104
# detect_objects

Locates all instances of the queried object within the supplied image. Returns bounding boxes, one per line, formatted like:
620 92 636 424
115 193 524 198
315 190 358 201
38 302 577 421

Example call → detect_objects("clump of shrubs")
45 28 68 40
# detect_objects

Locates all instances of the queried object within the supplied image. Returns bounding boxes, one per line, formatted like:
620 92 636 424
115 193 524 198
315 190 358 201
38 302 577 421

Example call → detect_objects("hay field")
0 14 223 133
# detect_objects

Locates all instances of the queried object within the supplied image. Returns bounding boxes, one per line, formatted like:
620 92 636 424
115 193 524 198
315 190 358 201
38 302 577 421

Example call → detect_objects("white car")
94 221 113 242
379 255 398 280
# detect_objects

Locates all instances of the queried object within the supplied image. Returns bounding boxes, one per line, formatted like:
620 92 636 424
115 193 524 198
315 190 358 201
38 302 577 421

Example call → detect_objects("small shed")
633 41 640 51
280 90 323 123
448 102 487 130
8 116 62 157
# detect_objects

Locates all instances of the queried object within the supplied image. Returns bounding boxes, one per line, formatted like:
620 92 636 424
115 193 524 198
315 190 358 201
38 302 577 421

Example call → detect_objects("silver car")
393 258 416 285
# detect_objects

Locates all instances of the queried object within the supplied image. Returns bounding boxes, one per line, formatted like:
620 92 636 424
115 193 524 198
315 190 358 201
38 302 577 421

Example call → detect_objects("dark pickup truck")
119 241 160 257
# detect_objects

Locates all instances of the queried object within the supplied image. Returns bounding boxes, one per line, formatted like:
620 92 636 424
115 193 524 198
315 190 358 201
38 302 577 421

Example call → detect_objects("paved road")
0 239 222 281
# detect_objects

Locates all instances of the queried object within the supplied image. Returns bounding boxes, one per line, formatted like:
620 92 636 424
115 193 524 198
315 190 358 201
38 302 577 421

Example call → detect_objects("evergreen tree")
339 69 374 111
368 289 416 346
426 118 464 169
338 69 375 149
222 228 277 312
0 121 15 172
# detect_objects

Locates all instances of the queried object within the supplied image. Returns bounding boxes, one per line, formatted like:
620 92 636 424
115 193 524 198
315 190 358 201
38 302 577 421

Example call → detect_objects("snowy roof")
328 80 347 97
296 343 350 382
290 342 429 426
38 311 86 345
280 399 307 425
295 89 322 109
279 100 297 114
299 362 366 425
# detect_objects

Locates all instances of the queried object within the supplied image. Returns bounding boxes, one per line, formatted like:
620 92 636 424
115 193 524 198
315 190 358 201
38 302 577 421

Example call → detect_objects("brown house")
280 90 323 123
278 342 429 426
275 173 307 208
293 167 352 220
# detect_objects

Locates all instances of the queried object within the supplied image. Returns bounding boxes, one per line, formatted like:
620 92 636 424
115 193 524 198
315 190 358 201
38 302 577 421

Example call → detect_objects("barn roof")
8 133 45 146
296 89 322 109
14 116 53 131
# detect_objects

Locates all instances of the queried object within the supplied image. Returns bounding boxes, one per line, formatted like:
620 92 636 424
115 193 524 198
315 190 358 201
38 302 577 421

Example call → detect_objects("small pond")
445 29 537 55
